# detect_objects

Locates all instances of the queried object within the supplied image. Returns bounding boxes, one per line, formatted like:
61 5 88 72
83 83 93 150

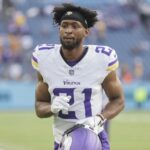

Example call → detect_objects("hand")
51 96 71 114
76 115 106 134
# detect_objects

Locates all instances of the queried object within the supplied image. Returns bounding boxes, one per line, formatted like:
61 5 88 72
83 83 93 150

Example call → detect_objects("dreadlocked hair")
52 3 98 28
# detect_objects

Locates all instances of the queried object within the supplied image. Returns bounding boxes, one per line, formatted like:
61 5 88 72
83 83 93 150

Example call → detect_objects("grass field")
0 111 150 150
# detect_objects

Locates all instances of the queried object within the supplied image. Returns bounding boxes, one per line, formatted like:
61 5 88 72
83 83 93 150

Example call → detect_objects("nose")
65 26 73 34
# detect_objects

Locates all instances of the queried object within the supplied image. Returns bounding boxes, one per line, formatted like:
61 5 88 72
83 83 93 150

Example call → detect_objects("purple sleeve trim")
39 46 54 50
108 58 118 66
32 55 38 63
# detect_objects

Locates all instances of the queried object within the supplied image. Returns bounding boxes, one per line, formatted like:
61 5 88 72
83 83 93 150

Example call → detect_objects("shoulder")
31 43 60 70
87 45 117 55
87 45 119 71
86 44 117 55
34 44 60 55
32 44 61 60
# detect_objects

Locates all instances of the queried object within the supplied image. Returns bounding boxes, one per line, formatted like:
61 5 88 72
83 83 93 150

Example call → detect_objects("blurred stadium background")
0 0 150 150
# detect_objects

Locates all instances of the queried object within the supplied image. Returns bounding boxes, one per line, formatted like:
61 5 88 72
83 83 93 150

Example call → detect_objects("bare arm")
101 71 125 120
35 72 53 118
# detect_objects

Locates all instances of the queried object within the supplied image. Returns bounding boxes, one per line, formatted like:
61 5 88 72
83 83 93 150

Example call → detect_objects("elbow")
35 103 44 118
120 97 125 111
35 105 46 118
35 103 53 118
121 102 125 111
35 109 45 118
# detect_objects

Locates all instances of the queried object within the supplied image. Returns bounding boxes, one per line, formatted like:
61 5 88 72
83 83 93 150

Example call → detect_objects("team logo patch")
69 69 74 76
66 11 73 16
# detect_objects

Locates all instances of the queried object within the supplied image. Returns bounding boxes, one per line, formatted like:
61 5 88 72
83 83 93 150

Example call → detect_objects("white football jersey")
31 44 119 143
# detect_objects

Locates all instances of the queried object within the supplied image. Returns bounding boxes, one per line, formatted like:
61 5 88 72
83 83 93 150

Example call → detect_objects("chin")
60 38 80 50
62 42 76 50
63 45 75 50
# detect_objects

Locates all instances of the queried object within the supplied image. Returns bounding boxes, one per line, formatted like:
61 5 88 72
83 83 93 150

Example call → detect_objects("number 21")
53 88 92 119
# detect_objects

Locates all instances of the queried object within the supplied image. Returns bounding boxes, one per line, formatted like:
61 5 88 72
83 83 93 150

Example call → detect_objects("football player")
31 3 125 150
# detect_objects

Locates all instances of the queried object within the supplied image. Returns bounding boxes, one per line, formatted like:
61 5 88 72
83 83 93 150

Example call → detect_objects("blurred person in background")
95 19 107 43
133 57 144 81
120 63 133 84
133 86 148 109
31 3 124 150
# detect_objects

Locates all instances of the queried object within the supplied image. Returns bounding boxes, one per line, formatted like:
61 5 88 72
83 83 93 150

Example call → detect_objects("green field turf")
0 111 150 150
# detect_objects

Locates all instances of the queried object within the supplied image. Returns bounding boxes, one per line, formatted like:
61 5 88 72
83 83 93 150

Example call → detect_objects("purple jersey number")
53 88 92 119
95 46 112 56
38 44 54 51
82 88 92 117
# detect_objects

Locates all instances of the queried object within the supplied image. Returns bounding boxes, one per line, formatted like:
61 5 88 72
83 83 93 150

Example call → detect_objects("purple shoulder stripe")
108 58 118 66
32 55 38 63
39 46 54 50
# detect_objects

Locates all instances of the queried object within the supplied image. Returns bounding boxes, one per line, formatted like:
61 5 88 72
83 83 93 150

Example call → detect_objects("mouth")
63 36 74 40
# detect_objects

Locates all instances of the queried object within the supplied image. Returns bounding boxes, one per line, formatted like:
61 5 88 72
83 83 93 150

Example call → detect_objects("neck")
61 44 84 61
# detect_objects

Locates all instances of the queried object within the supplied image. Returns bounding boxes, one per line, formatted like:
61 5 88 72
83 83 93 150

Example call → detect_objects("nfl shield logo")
69 69 74 76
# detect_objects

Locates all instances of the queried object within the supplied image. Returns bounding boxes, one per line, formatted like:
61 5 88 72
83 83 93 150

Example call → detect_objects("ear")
84 28 89 37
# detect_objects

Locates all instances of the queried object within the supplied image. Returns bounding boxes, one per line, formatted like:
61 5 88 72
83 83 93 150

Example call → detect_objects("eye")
61 24 68 28
72 24 80 29
72 25 78 29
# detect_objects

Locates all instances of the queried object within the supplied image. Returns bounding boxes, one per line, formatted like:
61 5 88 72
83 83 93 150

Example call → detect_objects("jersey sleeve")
106 48 119 72
31 44 56 72
31 45 39 71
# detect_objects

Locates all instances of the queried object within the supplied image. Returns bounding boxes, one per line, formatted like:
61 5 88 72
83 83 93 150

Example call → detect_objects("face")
59 20 89 50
